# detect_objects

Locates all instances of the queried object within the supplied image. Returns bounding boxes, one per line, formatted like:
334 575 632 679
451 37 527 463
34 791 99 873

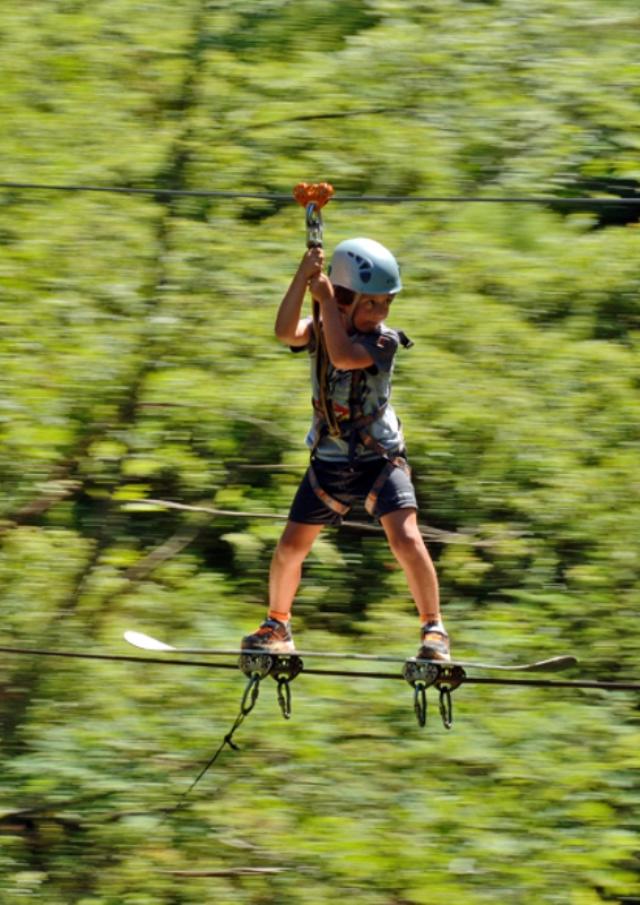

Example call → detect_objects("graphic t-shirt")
294 319 406 462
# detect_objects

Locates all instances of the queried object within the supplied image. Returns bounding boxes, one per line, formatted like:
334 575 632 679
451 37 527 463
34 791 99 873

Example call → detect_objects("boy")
242 238 450 662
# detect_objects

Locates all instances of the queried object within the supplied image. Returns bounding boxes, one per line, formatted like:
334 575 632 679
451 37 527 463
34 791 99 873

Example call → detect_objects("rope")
1 645 639 691
171 673 261 807
2 180 640 206
313 317 342 438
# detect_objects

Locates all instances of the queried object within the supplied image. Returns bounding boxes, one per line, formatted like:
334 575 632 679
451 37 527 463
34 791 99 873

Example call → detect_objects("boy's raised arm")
274 248 324 346
309 273 375 371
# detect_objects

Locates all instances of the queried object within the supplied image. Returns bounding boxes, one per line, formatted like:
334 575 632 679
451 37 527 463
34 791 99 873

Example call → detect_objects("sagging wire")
119 497 468 546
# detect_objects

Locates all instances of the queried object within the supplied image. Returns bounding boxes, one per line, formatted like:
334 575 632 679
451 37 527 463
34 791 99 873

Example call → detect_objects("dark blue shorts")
289 456 418 526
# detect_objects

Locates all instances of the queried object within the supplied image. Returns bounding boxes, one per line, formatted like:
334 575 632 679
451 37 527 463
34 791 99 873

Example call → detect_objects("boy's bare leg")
268 521 324 622
379 508 440 624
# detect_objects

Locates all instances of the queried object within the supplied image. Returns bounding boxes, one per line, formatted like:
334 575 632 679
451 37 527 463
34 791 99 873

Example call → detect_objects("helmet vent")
347 251 372 284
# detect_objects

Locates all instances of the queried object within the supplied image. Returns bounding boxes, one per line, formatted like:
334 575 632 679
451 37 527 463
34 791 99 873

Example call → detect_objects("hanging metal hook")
276 677 293 719
438 687 453 730
433 664 466 730
305 201 323 248
413 682 428 727
240 672 262 716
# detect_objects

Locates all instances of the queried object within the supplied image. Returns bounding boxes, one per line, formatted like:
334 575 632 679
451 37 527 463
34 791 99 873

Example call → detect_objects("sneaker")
417 622 451 662
241 617 295 654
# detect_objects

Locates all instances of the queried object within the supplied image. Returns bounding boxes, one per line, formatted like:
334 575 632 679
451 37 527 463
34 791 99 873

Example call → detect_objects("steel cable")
2 180 640 206
1 645 639 690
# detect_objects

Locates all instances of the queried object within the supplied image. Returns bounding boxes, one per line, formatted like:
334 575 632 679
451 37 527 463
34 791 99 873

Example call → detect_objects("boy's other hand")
299 246 325 281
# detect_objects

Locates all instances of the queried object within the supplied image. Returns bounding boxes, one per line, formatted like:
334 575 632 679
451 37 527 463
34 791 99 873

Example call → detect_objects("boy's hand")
298 247 325 282
309 272 335 305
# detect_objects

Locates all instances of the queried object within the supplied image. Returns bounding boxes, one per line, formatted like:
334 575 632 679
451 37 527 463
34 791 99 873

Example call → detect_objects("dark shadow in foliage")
551 176 640 340
207 0 381 58
551 176 640 228
303 509 412 635
227 417 293 492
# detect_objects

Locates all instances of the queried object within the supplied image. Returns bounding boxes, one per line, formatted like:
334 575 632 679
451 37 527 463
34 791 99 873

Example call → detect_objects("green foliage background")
1 1 639 902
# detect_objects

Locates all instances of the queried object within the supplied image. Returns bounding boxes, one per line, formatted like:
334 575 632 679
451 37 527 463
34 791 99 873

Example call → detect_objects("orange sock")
268 610 291 624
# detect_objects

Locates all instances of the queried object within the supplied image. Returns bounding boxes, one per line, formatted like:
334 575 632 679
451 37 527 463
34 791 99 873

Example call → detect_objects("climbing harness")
306 452 411 520
307 361 413 518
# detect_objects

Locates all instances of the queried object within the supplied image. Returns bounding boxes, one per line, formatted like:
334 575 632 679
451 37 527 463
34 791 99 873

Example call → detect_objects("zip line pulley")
293 181 334 248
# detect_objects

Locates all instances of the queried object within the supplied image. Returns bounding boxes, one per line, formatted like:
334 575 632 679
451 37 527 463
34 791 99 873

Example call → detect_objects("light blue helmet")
328 237 402 294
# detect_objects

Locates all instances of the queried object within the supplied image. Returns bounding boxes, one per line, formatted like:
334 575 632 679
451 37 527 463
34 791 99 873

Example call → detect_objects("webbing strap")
348 370 392 461
364 457 411 516
307 464 350 516
312 398 388 436
308 458 409 519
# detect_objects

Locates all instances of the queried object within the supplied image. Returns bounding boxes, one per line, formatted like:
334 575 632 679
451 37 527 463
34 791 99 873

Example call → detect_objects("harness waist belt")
307 456 411 519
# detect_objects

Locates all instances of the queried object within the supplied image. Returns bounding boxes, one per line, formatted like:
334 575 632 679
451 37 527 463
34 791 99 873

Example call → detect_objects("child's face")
350 293 395 332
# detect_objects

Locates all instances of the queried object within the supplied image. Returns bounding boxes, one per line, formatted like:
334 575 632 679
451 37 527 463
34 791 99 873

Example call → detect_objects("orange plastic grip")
293 182 334 209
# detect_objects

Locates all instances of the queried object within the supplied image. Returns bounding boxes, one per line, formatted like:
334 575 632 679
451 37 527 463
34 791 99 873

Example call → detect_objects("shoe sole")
241 640 296 655
418 649 451 663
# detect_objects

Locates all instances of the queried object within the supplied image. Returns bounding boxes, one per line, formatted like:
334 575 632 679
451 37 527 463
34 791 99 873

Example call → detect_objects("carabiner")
413 682 428 727
439 687 453 730
306 201 323 248
240 673 262 716
276 677 293 720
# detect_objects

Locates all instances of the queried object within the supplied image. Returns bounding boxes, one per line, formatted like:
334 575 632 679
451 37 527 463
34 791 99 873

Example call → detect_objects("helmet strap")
345 293 365 330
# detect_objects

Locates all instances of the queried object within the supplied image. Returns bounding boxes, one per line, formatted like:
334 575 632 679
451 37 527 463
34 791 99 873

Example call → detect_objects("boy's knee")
275 530 315 562
389 527 426 560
